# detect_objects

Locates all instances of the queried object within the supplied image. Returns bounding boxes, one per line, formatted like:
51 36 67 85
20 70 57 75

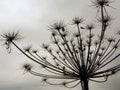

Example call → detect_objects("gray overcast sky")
0 0 120 90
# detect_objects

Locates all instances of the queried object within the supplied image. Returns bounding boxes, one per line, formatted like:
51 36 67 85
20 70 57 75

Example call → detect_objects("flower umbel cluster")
1 0 120 90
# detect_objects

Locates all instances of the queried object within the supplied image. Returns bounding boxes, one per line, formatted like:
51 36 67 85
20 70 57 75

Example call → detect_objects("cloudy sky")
0 0 120 90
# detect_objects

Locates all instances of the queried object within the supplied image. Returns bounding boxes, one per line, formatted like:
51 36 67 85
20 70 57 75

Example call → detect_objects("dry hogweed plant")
1 0 120 90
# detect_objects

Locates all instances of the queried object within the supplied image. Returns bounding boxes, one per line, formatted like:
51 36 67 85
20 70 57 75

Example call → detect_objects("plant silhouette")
1 0 120 90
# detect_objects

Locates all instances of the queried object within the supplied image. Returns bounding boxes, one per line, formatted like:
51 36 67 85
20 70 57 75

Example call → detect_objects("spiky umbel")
1 31 22 53
1 0 120 90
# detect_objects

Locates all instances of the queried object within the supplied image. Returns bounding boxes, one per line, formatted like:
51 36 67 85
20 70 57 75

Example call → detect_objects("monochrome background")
0 0 120 90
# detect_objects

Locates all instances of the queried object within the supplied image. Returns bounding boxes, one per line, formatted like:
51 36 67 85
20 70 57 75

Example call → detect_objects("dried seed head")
42 78 47 82
32 49 39 53
72 17 84 25
107 37 115 42
23 45 32 52
1 31 22 53
42 43 50 50
86 24 95 30
101 46 106 50
98 15 113 26
1 31 22 42
92 0 112 8
22 63 33 72
49 21 66 31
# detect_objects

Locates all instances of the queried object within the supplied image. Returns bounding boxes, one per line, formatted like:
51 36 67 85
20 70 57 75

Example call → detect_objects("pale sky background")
0 0 120 90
